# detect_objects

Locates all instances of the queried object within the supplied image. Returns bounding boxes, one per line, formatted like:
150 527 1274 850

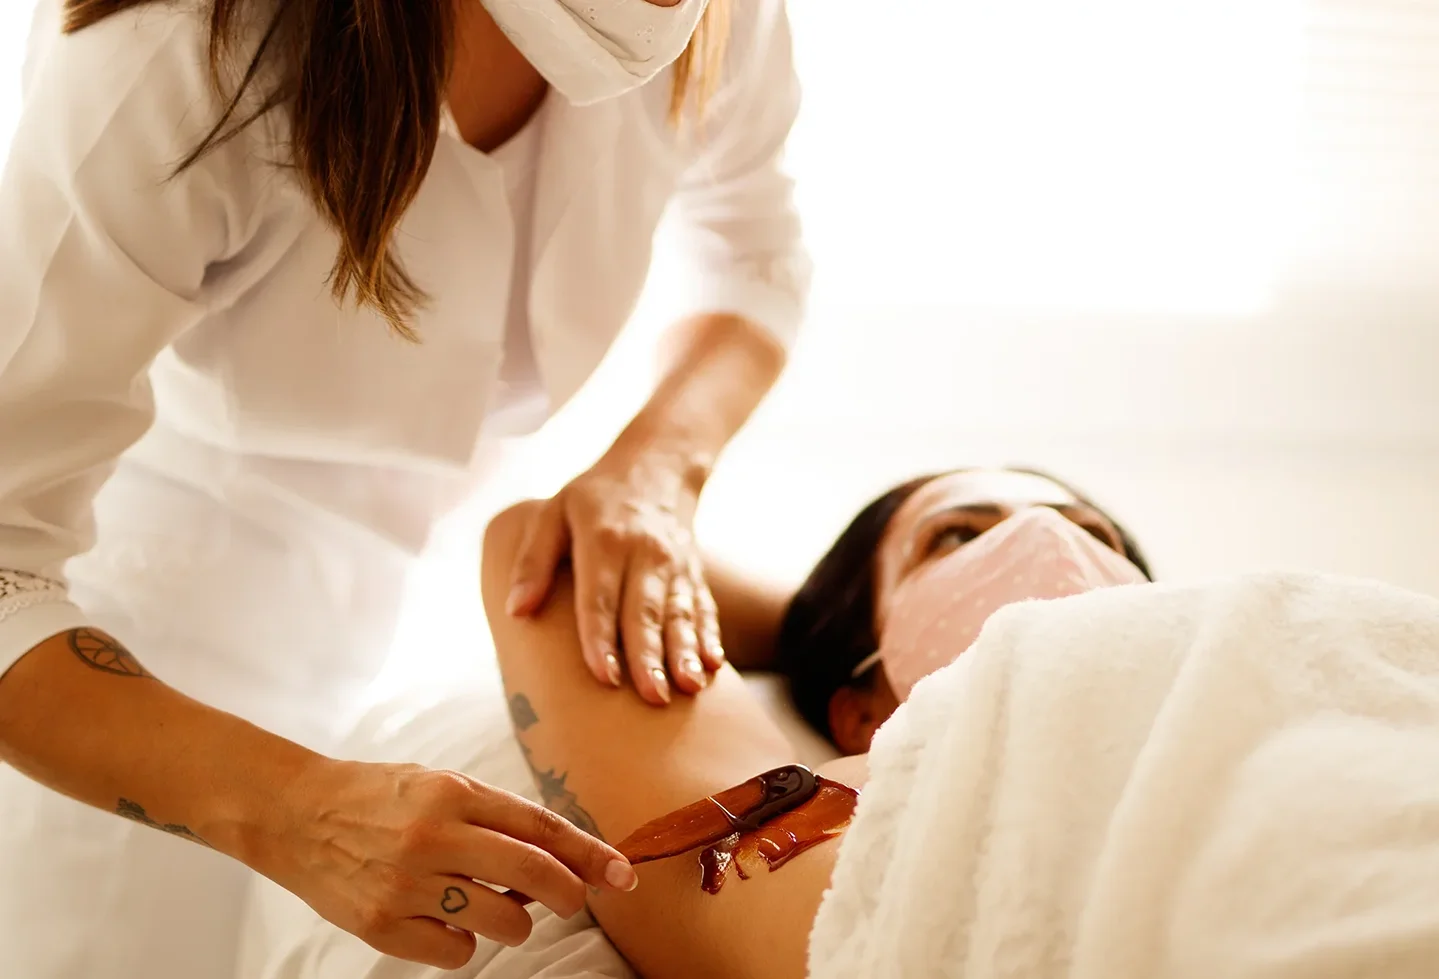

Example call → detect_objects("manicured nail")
681 656 706 687
506 583 531 616
650 668 671 704
605 859 638 892
604 653 623 687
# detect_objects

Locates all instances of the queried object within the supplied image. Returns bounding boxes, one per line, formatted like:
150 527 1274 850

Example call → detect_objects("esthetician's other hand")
506 439 723 706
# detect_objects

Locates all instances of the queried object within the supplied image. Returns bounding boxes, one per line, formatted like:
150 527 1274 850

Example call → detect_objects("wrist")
610 413 718 498
199 730 332 871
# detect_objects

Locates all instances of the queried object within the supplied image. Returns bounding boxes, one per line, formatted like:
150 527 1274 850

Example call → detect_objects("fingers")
442 826 587 920
692 571 726 672
367 917 480 970
621 559 672 705
571 532 625 688
664 574 707 695
507 502 571 617
418 877 536 948
467 782 637 894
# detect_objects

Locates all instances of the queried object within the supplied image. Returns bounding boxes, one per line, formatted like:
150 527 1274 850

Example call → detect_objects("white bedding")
809 572 1439 978
237 672 833 979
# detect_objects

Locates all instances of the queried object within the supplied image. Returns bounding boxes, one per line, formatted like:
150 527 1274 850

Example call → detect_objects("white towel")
809 572 1439 979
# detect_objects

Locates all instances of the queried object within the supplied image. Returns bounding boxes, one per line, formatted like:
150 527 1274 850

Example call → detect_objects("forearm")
0 629 320 861
617 312 785 487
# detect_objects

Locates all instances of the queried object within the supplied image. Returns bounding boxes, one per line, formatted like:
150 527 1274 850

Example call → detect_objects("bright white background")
3 1 1437 699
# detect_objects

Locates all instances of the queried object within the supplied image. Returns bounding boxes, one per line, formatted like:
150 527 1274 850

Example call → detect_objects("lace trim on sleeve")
0 569 69 624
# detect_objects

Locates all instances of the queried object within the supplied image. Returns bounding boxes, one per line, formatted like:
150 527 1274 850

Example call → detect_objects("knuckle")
637 602 665 630
639 534 674 565
356 900 394 938
528 804 570 844
374 863 418 900
516 845 556 885
432 770 475 805
397 817 441 857
592 524 627 551
590 591 619 619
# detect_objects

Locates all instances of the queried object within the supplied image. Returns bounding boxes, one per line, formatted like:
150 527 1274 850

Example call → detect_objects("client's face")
872 469 1124 634
827 470 1127 756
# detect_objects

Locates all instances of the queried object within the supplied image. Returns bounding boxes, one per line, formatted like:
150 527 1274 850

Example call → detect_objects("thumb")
507 502 571 617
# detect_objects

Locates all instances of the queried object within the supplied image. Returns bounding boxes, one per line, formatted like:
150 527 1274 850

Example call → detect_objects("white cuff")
681 272 807 351
0 596 91 681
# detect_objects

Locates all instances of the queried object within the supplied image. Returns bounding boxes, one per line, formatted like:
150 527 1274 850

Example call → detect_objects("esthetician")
0 0 806 975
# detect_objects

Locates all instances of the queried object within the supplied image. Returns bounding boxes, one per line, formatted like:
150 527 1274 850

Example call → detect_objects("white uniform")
0 0 806 975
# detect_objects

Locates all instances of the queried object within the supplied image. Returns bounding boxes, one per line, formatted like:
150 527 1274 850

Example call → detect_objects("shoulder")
28 2 215 103
23 1 287 165
18 2 295 241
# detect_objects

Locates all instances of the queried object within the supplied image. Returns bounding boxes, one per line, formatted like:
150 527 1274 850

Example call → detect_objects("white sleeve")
666 0 811 349
0 9 264 676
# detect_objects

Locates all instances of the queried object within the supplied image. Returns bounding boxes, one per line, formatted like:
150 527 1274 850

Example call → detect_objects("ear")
828 685 881 756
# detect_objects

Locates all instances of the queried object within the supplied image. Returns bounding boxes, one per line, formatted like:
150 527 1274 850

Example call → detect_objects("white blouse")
0 0 808 685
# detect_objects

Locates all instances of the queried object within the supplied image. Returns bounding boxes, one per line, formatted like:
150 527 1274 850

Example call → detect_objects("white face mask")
483 0 711 106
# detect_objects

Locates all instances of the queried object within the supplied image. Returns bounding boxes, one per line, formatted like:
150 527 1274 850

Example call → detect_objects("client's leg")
482 503 864 979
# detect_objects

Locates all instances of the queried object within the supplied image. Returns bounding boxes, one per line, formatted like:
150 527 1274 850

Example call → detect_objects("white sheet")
809 572 1439 978
238 673 834 978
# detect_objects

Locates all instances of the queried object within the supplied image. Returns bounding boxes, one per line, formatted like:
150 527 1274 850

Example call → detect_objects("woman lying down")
487 465 1439 979
479 467 1158 979
249 467 1439 977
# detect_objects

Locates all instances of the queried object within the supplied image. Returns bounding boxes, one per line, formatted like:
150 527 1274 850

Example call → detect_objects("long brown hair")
63 0 730 338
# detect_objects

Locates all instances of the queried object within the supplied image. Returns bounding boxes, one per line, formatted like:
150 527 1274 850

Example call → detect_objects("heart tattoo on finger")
440 886 470 914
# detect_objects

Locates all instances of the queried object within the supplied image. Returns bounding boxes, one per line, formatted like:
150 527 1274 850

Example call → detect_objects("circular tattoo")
68 628 152 678
440 886 470 915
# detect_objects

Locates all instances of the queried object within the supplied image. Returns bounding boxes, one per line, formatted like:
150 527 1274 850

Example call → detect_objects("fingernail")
650 668 671 704
605 859 638 892
506 583 530 616
604 653 623 687
682 656 706 687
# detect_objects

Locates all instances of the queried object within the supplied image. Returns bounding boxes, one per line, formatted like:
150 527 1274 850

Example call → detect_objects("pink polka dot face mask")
864 506 1148 701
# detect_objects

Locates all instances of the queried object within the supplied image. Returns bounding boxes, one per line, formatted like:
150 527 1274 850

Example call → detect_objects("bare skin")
485 501 867 979
447 3 549 152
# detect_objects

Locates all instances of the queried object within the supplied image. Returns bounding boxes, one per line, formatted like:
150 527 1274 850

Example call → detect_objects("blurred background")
4 0 1435 698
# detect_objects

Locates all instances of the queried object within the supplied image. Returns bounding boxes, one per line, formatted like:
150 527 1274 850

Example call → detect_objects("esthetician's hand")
506 441 724 706
259 759 637 969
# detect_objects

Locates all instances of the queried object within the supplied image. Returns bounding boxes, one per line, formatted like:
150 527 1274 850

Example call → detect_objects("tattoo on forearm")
116 799 211 848
68 629 152 679
440 885 470 914
508 692 605 841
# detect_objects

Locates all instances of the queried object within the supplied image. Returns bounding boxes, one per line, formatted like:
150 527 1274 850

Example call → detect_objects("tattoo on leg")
522 746 605 841
68 629 152 679
507 690 605 841
116 799 211 848
508 693 539 732
441 885 470 914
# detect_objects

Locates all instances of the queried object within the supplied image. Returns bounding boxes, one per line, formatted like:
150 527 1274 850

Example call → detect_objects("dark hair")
63 0 730 338
776 468 1152 741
